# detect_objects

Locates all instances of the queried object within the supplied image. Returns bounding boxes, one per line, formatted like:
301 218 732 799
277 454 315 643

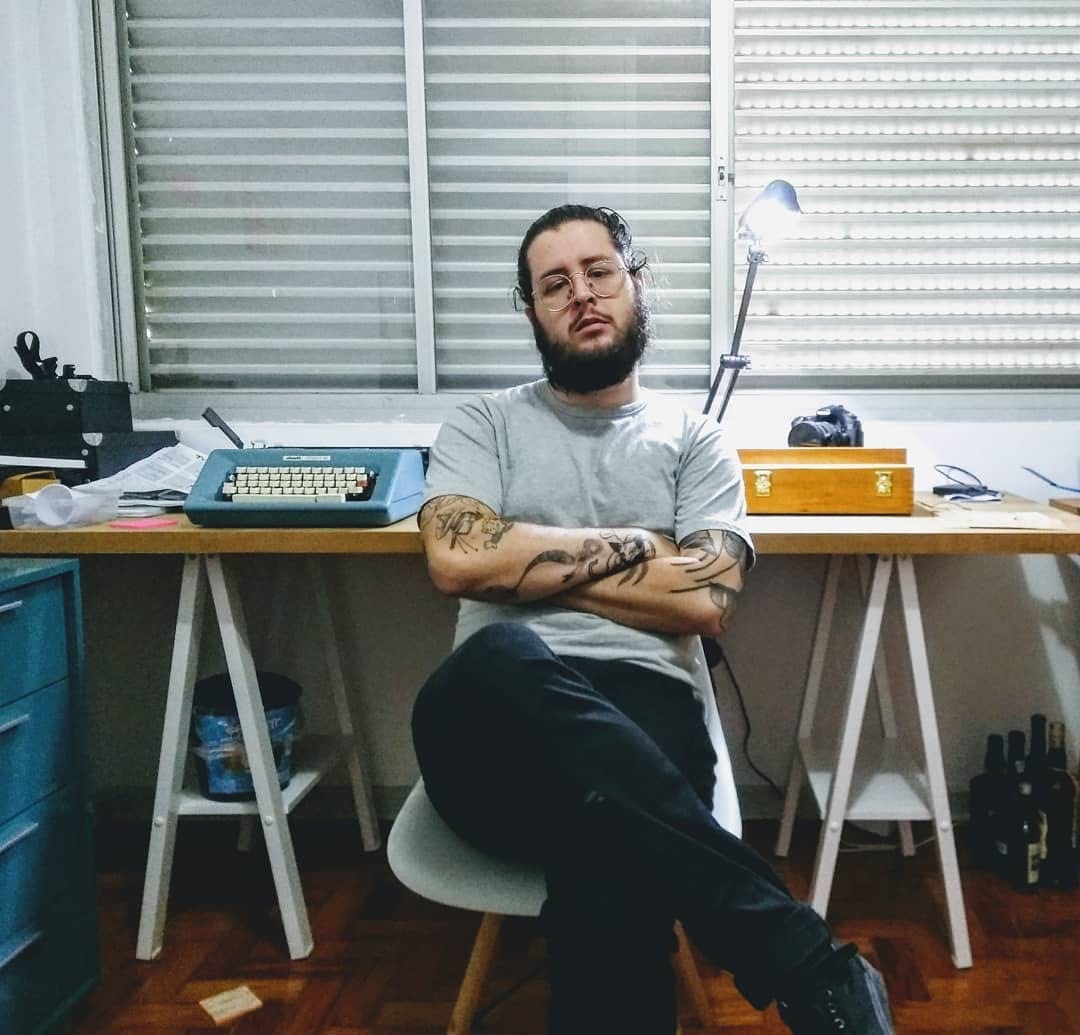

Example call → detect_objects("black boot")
777 943 894 1034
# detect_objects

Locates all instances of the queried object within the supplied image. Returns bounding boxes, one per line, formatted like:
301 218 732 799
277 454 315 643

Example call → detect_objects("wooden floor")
68 815 1080 1034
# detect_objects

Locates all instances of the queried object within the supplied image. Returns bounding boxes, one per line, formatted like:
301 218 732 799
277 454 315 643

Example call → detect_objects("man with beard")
410 205 893 1034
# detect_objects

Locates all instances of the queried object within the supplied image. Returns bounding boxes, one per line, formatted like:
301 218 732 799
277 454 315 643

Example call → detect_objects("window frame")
90 0 1080 422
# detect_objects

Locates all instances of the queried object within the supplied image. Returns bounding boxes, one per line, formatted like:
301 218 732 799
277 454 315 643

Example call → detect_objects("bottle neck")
1006 731 1026 771
985 734 1006 773
1029 714 1048 755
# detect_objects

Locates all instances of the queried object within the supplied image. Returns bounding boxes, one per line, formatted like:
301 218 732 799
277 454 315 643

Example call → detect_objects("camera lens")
787 420 839 447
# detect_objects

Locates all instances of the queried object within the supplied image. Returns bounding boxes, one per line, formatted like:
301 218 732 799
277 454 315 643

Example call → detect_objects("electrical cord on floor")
704 637 784 798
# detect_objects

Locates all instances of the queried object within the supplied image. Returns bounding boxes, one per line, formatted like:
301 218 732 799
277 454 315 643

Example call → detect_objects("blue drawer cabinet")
0 559 98 1034
0 578 67 709
0 682 74 825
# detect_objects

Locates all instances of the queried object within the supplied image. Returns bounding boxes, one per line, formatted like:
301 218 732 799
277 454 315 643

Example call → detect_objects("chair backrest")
688 637 742 839
388 638 741 917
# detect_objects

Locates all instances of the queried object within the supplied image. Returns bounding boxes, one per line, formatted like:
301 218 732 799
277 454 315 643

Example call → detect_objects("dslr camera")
787 404 864 447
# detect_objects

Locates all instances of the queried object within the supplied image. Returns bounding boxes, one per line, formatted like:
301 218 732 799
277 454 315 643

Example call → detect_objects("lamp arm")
702 255 760 424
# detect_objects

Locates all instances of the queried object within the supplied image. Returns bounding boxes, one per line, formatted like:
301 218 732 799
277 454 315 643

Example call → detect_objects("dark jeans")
412 622 831 1033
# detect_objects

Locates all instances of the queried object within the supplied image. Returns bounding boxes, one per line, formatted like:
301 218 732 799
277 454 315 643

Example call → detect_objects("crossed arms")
418 494 749 638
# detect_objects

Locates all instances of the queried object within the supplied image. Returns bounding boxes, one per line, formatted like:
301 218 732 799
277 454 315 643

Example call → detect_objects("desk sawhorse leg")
775 554 972 969
136 554 381 961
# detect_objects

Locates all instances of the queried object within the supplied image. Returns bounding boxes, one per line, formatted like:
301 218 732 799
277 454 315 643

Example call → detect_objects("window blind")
423 0 713 392
733 0 1080 386
117 0 417 391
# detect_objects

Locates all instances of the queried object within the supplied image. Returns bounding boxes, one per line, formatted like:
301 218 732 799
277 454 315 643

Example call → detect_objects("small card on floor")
199 985 263 1025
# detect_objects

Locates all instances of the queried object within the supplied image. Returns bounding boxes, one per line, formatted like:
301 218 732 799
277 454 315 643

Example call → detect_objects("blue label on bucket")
192 705 297 796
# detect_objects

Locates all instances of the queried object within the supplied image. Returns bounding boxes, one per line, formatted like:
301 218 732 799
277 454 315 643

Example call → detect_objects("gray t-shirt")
423 379 754 688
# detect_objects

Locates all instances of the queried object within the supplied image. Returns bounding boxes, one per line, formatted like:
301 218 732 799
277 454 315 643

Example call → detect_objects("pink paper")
109 516 180 529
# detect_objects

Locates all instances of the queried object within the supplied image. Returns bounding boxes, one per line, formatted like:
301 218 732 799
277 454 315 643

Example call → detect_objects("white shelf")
799 736 932 822
178 734 344 816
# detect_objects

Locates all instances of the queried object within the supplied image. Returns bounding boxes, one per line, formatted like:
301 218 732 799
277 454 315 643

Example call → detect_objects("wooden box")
738 448 914 515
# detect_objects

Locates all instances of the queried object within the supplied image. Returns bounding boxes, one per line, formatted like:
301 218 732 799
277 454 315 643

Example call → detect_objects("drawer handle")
0 820 39 857
0 929 44 972
0 714 30 737
0 599 24 616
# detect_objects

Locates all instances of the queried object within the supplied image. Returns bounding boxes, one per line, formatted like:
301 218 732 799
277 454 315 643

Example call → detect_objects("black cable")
1021 465 1080 493
709 647 935 849
705 638 784 798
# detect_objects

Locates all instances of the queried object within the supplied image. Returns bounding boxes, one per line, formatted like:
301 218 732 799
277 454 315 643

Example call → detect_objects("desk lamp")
703 179 802 424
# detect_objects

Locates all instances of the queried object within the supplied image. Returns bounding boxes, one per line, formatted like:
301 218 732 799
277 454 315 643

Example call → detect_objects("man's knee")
414 621 552 735
456 620 552 669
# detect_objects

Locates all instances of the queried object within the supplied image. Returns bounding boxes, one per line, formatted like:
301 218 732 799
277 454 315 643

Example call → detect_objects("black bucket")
190 671 302 802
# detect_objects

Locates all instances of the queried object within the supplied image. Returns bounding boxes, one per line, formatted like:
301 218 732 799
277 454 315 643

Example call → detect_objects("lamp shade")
736 179 802 248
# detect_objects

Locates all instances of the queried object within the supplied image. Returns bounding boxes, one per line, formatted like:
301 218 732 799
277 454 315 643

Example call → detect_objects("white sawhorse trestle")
775 553 973 970
136 553 381 961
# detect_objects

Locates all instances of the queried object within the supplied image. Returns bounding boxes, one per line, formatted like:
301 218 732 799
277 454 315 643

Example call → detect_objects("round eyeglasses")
534 261 628 313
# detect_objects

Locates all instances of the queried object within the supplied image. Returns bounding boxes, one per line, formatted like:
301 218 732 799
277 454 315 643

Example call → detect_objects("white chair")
388 642 741 1034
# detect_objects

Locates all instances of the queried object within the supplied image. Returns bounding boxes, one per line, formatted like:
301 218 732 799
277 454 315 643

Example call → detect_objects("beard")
533 292 652 395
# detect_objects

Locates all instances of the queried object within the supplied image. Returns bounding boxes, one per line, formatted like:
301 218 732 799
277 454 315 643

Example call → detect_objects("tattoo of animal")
420 496 514 554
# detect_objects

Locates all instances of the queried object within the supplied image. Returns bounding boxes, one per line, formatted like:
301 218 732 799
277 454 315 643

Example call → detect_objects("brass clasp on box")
875 470 893 496
752 469 772 497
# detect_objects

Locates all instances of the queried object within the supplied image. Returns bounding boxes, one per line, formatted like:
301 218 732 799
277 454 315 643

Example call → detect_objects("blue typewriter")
184 447 426 528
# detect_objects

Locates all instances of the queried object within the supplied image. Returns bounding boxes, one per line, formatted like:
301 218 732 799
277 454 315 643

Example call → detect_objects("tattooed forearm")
516 541 603 587
677 529 749 578
510 532 655 594
419 495 514 554
669 578 740 629
667 529 748 625
420 495 663 603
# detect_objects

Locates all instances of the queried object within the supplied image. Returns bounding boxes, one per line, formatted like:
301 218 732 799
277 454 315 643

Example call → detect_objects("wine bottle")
996 730 1027 876
1026 714 1050 861
1026 714 1048 785
1006 729 1026 782
1041 721 1078 890
969 734 1008 870
1007 780 1042 891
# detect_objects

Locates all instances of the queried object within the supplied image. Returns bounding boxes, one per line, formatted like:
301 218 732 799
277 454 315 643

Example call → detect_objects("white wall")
1 1 112 385
3 3 1079 816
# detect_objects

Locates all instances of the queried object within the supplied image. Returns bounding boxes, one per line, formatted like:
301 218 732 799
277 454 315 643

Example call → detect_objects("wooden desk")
0 512 423 555
3 495 1079 556
3 497 1079 968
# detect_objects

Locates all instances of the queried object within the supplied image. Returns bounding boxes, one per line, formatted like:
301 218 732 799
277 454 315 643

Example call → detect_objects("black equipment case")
0 378 132 436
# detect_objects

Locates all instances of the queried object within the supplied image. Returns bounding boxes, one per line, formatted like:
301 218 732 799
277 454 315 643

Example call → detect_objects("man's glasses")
534 261 628 313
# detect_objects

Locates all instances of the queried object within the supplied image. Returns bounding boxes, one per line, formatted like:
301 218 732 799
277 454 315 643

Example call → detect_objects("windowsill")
131 384 1080 428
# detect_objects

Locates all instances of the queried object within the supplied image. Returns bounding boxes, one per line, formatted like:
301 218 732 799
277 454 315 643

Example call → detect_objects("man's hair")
512 204 648 310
